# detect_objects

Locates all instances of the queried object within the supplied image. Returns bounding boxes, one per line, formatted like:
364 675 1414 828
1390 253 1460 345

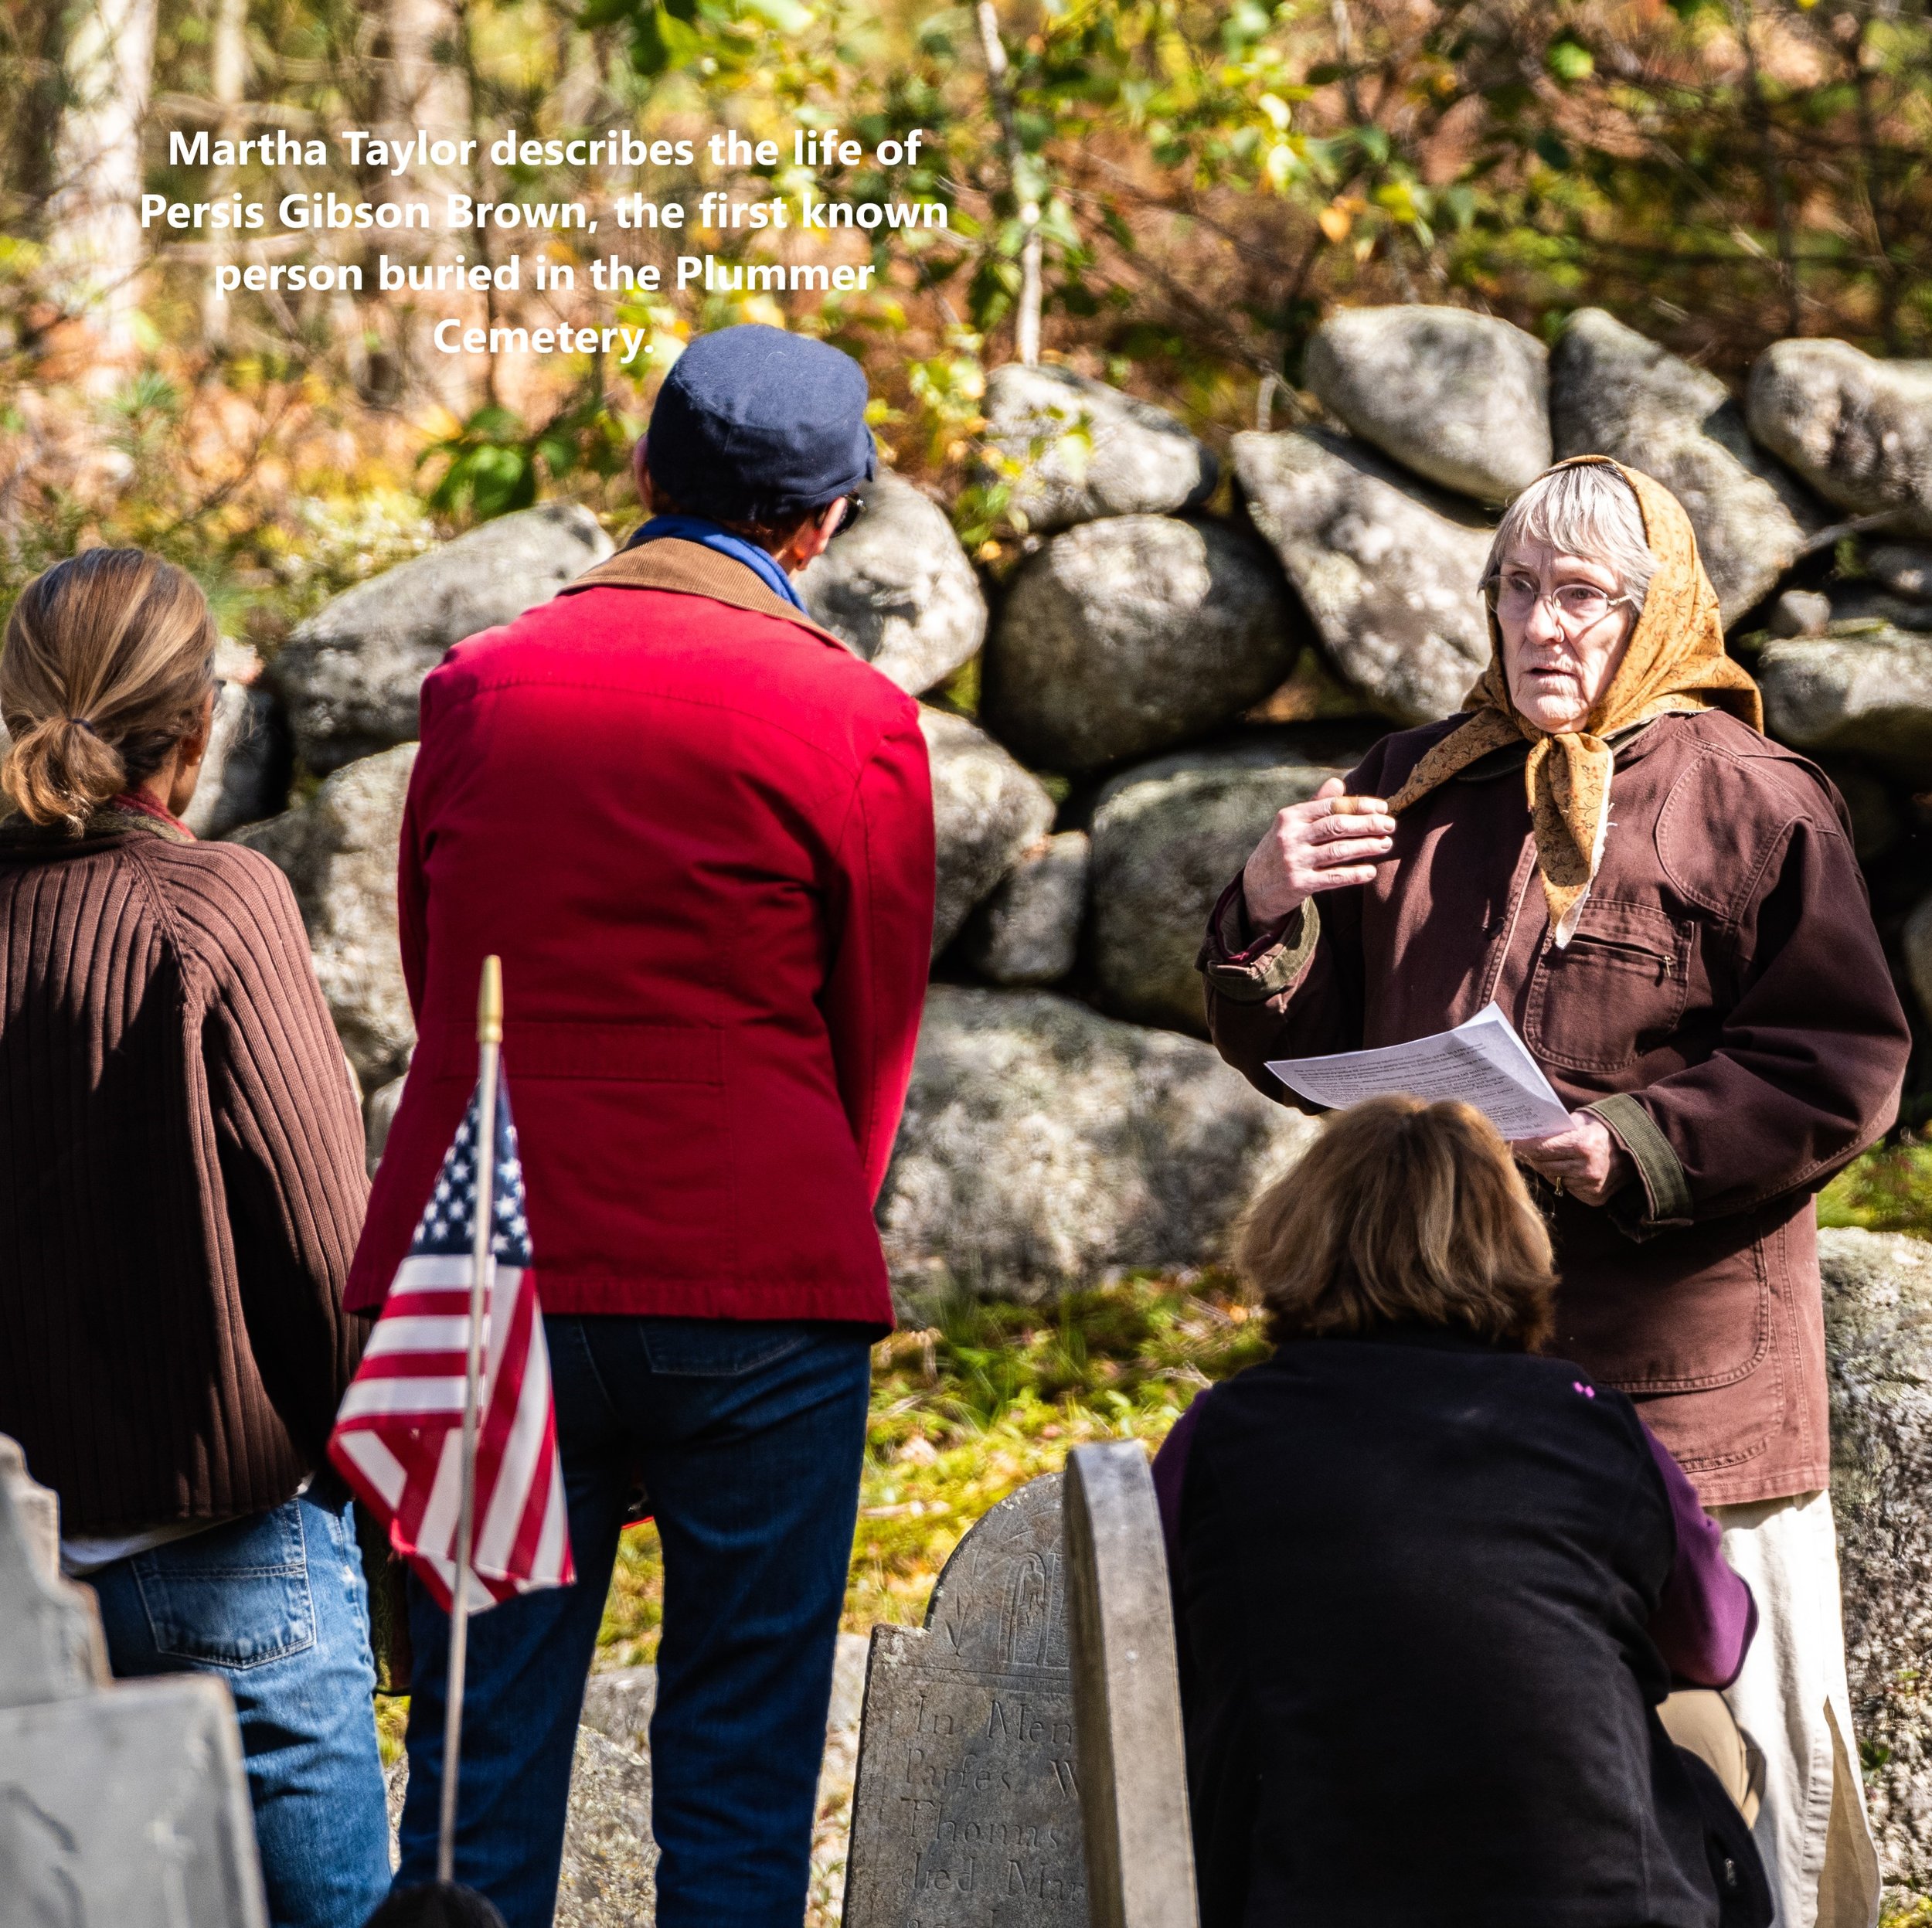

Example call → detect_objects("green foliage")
10 0 1932 586
1819 1143 1932 1242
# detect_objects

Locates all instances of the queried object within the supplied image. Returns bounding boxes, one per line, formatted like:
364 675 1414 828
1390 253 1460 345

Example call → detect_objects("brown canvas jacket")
1199 706 1911 1506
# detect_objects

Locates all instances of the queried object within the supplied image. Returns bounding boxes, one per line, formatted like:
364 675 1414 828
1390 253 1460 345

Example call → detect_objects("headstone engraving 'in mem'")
1064 1442 1198 1928
0 1433 270 1928
842 1474 1087 1928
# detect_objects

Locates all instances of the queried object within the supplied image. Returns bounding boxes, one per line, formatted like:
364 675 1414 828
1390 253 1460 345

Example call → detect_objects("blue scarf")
624 515 807 611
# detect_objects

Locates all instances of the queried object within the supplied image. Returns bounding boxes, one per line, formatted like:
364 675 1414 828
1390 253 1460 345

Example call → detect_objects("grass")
592 1271 1269 1666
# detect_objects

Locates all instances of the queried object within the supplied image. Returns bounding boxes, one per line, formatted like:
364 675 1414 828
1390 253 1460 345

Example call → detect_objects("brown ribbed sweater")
0 803 368 1532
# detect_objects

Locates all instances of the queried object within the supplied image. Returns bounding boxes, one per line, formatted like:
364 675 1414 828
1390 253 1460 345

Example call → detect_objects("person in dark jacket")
1154 1093 1766 1928
0 549 389 1928
1202 459 1902 1927
358 325 936 1928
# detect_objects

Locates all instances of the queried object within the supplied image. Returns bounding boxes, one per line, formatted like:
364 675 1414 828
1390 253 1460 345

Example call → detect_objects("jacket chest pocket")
1525 899 1691 1074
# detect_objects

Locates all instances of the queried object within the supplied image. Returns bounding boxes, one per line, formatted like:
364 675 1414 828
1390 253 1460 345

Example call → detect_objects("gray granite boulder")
922 707 1057 956
1869 544 1932 602
231 744 417 1088
1755 629 1932 784
979 364 1217 533
1087 733 1366 1033
1552 308 1819 624
795 471 987 696
1820 1228 1932 1893
1769 590 1832 639
1305 304 1550 505
1747 339 1932 536
982 515 1301 774
1233 428 1494 725
273 502 612 773
876 984 1318 1304
181 641 294 839
960 829 1089 986
365 1073 406 1176
386 1724 655 1926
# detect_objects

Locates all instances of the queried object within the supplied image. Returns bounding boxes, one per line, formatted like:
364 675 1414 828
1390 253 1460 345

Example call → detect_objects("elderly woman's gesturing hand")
1242 778 1397 923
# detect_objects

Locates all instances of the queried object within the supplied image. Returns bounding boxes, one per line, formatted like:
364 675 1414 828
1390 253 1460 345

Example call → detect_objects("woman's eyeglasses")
831 495 866 537
1484 575 1634 631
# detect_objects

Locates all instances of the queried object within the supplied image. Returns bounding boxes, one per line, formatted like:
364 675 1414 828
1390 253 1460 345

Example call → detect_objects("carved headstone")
1063 1443 1197 1928
843 1474 1087 1928
0 1434 269 1927
0 1435 106 1708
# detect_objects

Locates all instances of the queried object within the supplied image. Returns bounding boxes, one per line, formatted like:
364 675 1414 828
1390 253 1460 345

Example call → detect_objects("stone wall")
220 308 1932 1304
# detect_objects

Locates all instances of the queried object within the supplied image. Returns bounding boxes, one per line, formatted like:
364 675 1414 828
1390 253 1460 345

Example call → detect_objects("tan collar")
563 537 849 651
0 799 192 848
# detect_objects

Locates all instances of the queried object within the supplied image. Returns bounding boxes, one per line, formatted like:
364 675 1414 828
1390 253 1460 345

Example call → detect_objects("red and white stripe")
329 1253 573 1613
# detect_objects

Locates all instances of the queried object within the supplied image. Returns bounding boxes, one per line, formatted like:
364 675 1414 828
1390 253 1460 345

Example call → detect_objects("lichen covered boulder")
959 830 1089 987
922 707 1057 956
1305 304 1550 505
982 515 1301 774
1754 629 1932 784
876 984 1318 1304
230 743 418 1088
273 502 611 773
1087 733 1366 1034
796 471 987 696
1552 308 1818 624
978 364 1217 532
1233 428 1494 726
1820 1227 1932 1892
1747 339 1932 537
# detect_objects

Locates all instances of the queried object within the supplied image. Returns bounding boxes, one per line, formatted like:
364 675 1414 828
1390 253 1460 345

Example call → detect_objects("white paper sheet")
1264 1002 1573 1141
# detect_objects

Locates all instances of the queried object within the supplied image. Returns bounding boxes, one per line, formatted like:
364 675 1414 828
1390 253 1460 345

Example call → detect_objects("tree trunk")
975 0 1040 367
200 0 250 347
45 0 160 352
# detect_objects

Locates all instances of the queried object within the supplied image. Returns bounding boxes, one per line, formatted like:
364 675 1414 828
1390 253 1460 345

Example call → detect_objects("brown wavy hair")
1240 1095 1556 1351
1 549 217 832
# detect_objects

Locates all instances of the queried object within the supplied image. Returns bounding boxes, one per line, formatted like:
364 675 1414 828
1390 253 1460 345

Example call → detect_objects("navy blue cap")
645 324 875 525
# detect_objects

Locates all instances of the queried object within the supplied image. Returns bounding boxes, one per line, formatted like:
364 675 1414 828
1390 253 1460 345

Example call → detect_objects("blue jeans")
89 1481 393 1928
395 1314 874 1928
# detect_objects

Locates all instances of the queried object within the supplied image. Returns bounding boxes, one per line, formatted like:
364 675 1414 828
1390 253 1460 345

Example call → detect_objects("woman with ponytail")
0 549 390 1928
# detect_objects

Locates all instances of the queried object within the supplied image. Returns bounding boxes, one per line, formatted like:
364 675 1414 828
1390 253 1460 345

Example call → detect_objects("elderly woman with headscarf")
1201 457 1909 1928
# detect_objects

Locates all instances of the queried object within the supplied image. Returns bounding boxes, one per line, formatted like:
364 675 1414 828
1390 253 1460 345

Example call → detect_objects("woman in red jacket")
359 325 936 1928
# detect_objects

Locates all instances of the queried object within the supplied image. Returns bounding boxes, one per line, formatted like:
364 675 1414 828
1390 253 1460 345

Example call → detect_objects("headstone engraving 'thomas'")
0 1434 269 1928
843 1474 1087 1928
1063 1443 1197 1928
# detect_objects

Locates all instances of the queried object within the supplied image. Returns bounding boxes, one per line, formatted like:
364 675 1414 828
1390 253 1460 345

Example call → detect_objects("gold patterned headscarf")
1386 456 1763 946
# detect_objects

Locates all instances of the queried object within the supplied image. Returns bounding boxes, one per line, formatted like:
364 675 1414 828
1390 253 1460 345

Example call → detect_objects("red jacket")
345 538 935 1323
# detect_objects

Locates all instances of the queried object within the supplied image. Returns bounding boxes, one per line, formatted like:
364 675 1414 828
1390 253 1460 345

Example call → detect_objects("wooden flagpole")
439 952 503 1885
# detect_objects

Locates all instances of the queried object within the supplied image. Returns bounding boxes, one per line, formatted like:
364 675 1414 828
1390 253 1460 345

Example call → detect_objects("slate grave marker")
842 1474 1087 1928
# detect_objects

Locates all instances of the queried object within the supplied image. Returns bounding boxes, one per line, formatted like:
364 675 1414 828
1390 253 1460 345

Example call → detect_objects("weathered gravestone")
1063 1443 1196 1928
0 1434 270 1927
843 1474 1088 1928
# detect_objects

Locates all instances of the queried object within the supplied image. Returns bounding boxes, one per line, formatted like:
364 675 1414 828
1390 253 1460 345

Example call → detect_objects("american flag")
329 1074 574 1612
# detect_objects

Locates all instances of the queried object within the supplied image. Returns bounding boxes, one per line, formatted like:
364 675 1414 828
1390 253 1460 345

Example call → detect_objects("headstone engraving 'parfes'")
842 1474 1088 1928
0 1435 269 1928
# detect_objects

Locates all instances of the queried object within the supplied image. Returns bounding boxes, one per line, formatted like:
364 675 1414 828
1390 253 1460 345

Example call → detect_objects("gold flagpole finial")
477 954 503 1046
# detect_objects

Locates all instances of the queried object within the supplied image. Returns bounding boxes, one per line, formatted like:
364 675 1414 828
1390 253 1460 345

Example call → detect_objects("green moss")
1819 1144 1932 1241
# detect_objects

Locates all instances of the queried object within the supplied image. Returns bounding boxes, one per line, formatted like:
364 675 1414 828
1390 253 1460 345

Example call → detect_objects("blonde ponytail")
1 550 217 831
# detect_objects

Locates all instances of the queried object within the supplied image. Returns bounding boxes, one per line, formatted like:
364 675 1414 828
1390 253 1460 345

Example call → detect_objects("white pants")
1713 1491 1882 1928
